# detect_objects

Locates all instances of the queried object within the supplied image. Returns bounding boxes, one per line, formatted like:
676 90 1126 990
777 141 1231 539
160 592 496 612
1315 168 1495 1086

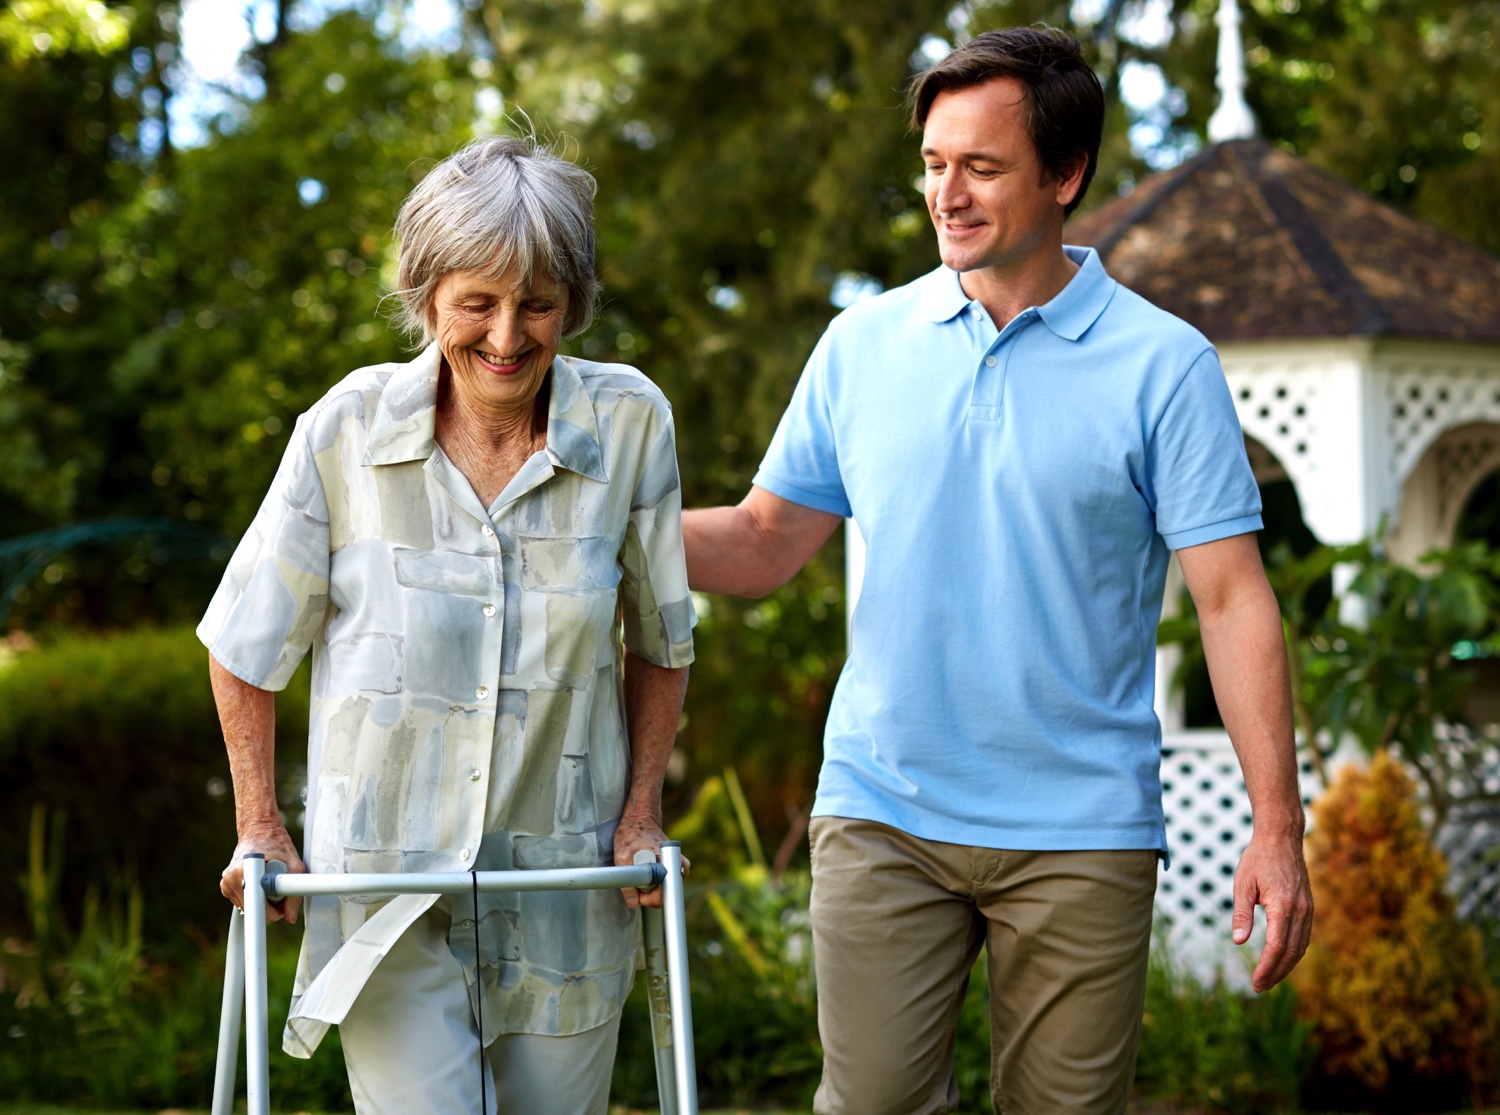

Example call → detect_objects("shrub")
1134 928 1316 1113
0 912 349 1108
0 625 310 945
1293 752 1497 1110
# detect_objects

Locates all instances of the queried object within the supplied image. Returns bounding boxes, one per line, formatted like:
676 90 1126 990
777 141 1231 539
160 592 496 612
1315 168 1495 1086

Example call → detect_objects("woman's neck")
435 366 551 508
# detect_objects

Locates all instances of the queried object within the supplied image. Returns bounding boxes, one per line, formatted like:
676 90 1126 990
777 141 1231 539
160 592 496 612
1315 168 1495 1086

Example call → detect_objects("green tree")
1 4 476 626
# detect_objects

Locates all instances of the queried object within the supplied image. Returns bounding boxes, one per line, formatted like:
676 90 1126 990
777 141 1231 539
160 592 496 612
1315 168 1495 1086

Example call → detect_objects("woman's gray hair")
393 134 598 341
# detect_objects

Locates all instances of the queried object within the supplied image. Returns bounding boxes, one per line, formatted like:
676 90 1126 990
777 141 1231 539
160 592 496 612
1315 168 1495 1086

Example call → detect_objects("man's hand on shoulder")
1232 827 1313 993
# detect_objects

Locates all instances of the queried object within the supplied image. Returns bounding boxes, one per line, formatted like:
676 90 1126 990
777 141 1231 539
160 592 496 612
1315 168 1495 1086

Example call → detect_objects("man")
682 25 1313 1115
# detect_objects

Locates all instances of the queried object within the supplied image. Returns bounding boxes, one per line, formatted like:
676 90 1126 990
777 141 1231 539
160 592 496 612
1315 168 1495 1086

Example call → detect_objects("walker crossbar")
213 845 699 1115
261 862 668 897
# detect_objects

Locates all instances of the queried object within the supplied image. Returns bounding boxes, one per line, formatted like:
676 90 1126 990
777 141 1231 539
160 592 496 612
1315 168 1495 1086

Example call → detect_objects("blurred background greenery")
3 0 1500 1108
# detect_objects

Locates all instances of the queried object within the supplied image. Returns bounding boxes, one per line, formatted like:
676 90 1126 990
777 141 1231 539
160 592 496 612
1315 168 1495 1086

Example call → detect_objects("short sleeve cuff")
752 471 852 518
622 596 696 669
1161 512 1264 552
196 620 290 692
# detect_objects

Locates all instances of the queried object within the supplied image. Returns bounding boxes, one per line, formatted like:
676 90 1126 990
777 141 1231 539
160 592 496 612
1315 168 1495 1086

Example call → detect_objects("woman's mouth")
475 349 530 375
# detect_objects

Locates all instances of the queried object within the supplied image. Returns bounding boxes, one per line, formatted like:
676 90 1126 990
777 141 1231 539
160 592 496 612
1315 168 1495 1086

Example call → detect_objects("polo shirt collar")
920 267 971 324
364 345 608 482
919 245 1116 341
1037 246 1116 341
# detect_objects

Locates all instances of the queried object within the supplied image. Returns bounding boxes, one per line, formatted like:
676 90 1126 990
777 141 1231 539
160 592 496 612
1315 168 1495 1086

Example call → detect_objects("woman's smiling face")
431 264 569 416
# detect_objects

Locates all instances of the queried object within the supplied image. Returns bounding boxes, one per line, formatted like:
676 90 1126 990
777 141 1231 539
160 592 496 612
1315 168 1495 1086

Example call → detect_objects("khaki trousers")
339 901 620 1115
809 816 1158 1115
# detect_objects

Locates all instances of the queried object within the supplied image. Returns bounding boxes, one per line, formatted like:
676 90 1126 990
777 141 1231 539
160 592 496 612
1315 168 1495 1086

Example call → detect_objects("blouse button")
469 768 481 782
482 603 497 618
475 685 489 700
459 848 470 861
481 524 495 537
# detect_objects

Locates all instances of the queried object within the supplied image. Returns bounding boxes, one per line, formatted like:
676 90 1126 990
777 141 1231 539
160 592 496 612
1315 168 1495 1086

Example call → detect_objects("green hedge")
0 626 310 945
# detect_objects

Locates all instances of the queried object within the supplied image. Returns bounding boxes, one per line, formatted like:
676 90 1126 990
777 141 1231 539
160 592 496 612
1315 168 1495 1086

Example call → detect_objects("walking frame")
211 842 699 1115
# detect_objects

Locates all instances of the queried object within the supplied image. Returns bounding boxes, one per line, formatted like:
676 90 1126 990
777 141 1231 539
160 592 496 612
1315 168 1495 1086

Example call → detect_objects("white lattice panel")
1382 363 1500 491
1227 368 1325 480
1221 349 1369 544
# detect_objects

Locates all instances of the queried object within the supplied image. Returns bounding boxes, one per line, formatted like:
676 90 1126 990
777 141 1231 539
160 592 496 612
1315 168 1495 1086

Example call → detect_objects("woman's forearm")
621 652 689 817
209 654 282 836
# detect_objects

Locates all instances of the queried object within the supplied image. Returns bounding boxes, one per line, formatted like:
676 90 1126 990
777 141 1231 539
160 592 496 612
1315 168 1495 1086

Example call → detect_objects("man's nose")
934 172 969 216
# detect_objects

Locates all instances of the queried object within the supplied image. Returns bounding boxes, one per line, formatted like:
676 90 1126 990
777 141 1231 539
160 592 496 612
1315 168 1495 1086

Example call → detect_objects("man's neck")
956 244 1079 330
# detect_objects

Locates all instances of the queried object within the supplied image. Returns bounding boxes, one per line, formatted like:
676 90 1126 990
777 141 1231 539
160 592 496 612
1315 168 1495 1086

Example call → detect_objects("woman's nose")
485 309 525 354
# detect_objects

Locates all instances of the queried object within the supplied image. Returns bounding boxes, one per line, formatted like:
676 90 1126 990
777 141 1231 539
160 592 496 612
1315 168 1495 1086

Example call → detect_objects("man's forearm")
1199 583 1303 836
683 505 778 596
683 487 843 597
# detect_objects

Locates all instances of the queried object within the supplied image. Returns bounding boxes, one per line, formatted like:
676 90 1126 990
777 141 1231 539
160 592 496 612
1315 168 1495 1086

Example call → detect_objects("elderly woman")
201 135 694 1115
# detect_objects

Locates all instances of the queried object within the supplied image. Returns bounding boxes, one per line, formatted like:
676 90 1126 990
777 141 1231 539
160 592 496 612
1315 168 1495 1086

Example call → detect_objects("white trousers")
339 902 621 1115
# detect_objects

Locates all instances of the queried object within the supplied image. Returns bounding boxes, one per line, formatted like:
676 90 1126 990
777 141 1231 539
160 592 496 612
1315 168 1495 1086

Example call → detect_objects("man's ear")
1054 158 1088 209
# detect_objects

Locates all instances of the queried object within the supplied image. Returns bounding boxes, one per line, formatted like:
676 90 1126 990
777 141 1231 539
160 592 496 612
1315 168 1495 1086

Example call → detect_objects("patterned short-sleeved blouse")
198 345 695 1056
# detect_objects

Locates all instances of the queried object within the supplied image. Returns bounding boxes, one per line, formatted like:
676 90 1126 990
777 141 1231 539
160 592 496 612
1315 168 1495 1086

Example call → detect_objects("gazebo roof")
1065 137 1500 344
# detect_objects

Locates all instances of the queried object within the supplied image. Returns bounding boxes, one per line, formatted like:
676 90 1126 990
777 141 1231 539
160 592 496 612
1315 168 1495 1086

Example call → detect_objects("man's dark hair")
909 26 1105 218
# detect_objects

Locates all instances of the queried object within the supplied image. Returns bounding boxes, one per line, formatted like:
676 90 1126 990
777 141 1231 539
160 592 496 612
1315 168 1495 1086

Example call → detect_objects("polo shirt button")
482 603 497 618
469 768 481 781
475 685 489 700
481 524 494 537
985 355 997 367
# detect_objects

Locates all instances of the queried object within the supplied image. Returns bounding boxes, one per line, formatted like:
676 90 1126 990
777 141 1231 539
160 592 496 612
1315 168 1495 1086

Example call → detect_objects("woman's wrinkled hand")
220 822 308 924
614 807 689 910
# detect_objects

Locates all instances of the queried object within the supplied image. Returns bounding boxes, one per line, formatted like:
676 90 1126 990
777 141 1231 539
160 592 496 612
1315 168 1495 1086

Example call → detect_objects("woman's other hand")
220 824 308 924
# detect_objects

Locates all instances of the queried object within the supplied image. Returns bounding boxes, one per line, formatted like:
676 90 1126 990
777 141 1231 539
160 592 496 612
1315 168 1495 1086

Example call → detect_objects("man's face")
921 77 1080 276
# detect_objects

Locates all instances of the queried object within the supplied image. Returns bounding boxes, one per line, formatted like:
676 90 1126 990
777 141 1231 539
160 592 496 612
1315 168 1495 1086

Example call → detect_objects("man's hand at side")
1231 830 1313 992
683 485 842 597
1179 533 1313 992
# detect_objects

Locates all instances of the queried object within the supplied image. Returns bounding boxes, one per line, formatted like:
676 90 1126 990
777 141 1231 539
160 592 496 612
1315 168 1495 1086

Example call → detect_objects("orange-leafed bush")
1293 752 1496 1109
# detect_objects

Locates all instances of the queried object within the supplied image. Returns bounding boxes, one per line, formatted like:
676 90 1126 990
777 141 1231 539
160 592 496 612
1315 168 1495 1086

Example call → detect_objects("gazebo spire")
1207 0 1257 143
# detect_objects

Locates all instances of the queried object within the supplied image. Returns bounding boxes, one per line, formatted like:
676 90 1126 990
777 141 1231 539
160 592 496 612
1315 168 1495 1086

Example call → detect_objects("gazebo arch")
1388 420 1500 565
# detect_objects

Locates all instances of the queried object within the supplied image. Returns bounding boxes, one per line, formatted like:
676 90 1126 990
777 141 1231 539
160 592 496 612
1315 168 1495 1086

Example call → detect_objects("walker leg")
658 842 699 1115
642 907 679 1115
210 909 245 1115
243 854 272 1115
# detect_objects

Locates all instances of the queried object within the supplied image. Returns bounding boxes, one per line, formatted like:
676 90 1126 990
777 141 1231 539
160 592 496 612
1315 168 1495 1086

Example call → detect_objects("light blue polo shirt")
754 246 1262 853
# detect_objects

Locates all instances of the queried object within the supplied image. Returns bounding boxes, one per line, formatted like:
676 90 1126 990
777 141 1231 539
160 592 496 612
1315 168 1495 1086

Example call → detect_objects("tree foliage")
1160 0 1500 253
